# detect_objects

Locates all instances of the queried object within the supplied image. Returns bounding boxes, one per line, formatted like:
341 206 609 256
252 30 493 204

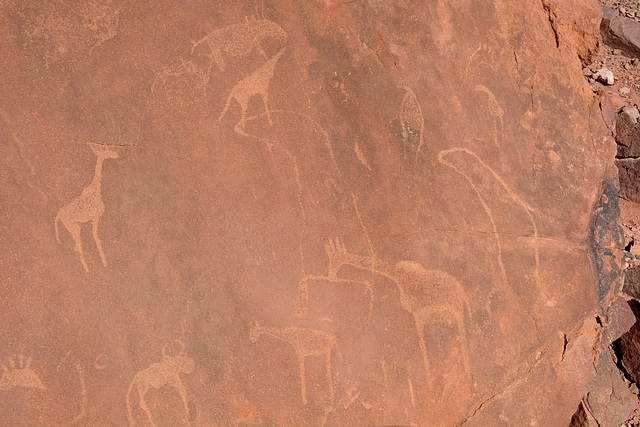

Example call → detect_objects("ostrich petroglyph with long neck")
250 321 342 404
55 143 118 272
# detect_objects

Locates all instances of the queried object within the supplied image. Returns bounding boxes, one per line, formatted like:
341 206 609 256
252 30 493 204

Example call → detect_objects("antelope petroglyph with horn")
126 340 195 426
55 143 118 272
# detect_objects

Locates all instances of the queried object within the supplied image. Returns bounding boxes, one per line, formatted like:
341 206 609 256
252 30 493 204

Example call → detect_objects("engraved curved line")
243 108 336 164
475 85 504 148
233 126 307 289
438 147 540 303
0 109 47 204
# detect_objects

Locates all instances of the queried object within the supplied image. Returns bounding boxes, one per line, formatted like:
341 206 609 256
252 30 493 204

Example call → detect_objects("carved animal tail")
54 212 61 244
126 381 135 426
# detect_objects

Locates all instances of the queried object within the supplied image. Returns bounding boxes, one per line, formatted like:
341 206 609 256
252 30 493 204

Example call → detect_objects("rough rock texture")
0 0 620 425
616 111 640 158
601 8 640 58
578 350 635 426
616 159 640 203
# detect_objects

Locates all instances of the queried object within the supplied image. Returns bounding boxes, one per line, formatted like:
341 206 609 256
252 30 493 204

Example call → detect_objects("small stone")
634 58 640 66
630 383 639 394
620 7 627 14
594 67 615 85
583 67 592 76
615 48 624 55
621 87 632 96
628 12 635 18
625 62 633 69
622 105 640 123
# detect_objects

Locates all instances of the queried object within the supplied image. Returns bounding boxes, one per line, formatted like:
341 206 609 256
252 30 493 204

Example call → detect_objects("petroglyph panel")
0 0 614 425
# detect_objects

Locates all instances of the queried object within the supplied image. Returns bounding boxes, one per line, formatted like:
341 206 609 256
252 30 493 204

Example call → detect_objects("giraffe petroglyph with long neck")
55 143 118 272
219 48 285 129
323 238 472 390
250 321 343 404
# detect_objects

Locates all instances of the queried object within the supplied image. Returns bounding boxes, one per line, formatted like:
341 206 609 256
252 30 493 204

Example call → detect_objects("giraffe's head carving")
90 143 119 160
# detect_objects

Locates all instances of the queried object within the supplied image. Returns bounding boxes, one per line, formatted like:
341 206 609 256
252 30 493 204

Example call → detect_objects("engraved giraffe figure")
249 321 343 404
0 355 46 391
323 238 472 388
218 48 284 129
55 144 118 272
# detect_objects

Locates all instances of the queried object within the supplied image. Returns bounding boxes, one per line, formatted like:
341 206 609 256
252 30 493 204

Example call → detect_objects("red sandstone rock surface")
0 0 620 425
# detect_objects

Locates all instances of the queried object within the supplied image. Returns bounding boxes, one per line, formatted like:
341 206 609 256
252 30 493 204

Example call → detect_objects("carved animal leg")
453 311 472 379
173 379 190 419
64 219 88 272
325 351 334 403
298 354 308 404
218 95 234 124
413 316 431 377
238 99 249 129
260 92 272 125
294 278 309 317
211 46 225 71
92 217 107 267
139 390 155 426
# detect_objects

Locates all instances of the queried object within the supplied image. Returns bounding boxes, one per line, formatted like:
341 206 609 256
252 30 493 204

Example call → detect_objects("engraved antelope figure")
249 321 343 404
323 238 472 388
55 143 118 272
126 341 195 426
219 48 284 129
0 355 46 391
191 17 287 72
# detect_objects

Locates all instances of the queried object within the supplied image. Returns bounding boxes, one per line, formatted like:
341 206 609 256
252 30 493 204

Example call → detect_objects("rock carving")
0 355 46 391
399 86 425 152
219 48 285 129
126 340 195 426
192 17 287 72
55 143 118 272
323 237 472 389
250 321 343 404
475 85 504 147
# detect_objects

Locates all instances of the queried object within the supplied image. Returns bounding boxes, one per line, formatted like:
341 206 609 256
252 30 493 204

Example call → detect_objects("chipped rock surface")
0 0 621 425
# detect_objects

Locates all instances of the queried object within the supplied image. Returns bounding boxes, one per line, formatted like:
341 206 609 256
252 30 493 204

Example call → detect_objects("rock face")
0 0 618 425
602 7 640 58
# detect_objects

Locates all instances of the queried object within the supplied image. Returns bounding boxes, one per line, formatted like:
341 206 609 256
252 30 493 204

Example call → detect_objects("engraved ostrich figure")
55 143 118 272
126 341 195 426
323 238 472 386
249 321 343 404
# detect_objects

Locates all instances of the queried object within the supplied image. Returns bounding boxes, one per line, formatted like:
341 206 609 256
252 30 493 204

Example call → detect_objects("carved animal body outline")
55 143 118 272
0 355 46 391
126 341 195 426
249 321 343 404
219 48 285 129
399 86 425 152
192 17 287 71
323 238 472 389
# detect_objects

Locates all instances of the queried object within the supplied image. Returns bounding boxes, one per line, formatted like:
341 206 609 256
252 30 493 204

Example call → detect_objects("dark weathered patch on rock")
590 173 625 300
